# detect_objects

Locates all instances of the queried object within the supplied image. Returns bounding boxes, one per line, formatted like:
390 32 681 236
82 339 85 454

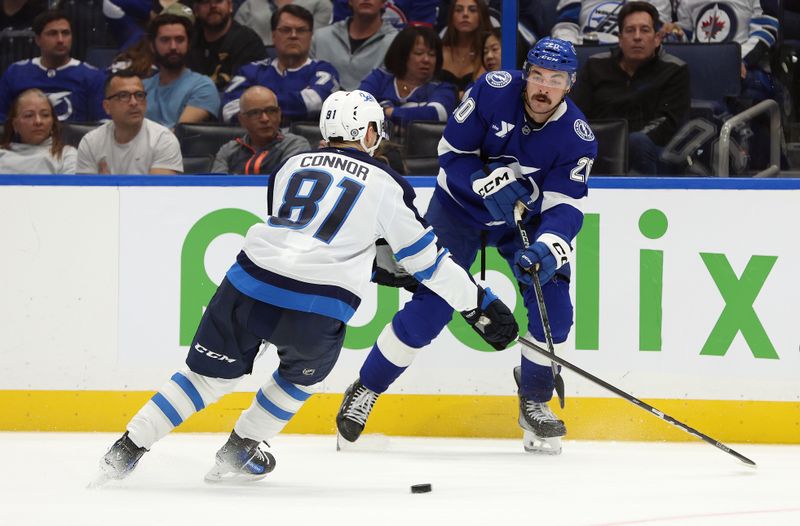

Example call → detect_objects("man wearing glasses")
212 86 311 174
221 4 339 126
76 71 183 175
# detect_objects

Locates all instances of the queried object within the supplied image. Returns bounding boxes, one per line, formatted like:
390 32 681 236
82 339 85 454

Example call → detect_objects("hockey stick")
514 202 566 408
517 336 757 466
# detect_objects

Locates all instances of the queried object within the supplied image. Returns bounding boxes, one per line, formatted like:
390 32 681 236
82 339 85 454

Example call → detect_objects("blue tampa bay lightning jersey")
436 70 597 245
0 58 107 122
359 68 457 125
221 57 340 123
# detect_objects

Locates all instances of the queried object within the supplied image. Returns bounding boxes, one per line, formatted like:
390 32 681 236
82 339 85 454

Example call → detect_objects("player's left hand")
470 163 533 226
371 241 418 292
513 242 557 286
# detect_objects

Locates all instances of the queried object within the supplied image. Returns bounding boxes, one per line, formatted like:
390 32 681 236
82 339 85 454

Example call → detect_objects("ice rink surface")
1 432 798 526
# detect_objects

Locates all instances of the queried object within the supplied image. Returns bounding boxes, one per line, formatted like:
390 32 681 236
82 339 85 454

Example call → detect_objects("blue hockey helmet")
524 37 578 85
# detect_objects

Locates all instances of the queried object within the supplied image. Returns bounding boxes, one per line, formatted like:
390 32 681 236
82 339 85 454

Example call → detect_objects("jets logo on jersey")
585 1 623 38
694 3 737 43
574 119 594 142
48 91 74 121
486 71 512 88
494 121 515 138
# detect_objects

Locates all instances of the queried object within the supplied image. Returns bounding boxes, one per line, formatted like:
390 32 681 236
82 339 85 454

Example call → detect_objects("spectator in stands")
570 1 690 175
144 12 220 129
311 0 398 90
0 0 47 30
0 10 107 122
234 0 331 46
187 0 267 91
212 85 310 174
221 4 339 125
668 0 781 170
0 88 76 174
481 27 527 72
552 0 673 44
76 70 183 174
440 0 492 93
332 0 440 29
359 26 457 130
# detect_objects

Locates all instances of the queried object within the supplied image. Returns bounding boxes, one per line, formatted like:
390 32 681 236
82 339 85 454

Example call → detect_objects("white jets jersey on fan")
677 0 778 58
226 147 479 324
552 0 674 43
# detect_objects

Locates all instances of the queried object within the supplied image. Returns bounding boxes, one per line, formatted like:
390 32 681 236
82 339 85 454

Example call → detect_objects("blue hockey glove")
514 242 558 286
460 286 519 350
470 163 533 226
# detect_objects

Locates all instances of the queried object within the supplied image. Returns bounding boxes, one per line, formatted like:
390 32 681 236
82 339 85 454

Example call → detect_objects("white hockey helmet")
319 90 386 156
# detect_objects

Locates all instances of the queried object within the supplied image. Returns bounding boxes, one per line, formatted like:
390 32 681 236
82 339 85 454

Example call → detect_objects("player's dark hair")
617 1 661 32
32 10 71 36
0 89 66 160
384 26 443 79
103 69 142 97
148 13 195 43
270 4 314 31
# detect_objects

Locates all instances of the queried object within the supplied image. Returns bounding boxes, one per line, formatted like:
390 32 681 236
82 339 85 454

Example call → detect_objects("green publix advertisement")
179 207 779 361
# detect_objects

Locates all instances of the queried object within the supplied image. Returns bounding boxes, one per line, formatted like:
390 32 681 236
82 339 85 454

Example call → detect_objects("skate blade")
522 431 563 455
204 463 268 484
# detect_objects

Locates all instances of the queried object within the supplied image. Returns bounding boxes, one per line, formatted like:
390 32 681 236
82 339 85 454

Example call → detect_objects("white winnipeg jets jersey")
552 0 674 44
677 0 778 58
226 146 479 323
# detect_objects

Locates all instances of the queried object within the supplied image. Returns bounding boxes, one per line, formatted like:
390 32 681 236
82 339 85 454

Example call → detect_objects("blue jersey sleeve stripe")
170 372 205 412
413 249 449 282
151 392 183 427
256 389 295 421
751 30 775 46
271 370 313 402
226 263 357 323
395 229 436 261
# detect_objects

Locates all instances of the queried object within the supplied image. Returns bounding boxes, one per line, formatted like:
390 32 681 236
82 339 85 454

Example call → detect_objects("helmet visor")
526 69 573 90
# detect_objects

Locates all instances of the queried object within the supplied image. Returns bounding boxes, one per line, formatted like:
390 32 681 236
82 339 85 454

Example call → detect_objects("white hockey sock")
234 369 320 443
127 368 240 449
520 331 567 366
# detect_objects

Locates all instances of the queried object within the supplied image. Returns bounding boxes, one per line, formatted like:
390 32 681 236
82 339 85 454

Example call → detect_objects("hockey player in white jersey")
96 90 518 484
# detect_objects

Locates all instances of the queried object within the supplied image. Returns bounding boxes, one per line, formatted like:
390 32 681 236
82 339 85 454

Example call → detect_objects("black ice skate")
336 379 379 449
205 431 276 483
91 432 148 486
513 366 566 455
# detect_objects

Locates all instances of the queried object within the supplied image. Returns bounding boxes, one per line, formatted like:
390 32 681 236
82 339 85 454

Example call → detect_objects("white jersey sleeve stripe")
413 248 449 282
395 227 436 262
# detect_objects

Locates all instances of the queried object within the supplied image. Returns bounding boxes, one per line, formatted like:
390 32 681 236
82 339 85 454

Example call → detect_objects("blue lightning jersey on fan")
437 70 596 244
359 68 457 125
221 57 340 123
0 58 107 122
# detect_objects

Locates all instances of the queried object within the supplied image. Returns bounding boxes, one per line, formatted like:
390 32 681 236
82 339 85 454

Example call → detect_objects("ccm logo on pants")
194 343 237 363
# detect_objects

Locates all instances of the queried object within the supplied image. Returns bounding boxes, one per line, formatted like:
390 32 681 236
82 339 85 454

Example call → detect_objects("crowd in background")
0 0 798 175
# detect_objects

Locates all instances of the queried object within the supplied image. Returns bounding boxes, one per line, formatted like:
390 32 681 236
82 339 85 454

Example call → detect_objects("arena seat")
182 155 215 175
173 123 244 158
0 29 37 74
288 121 322 149
588 119 628 175
60 121 102 148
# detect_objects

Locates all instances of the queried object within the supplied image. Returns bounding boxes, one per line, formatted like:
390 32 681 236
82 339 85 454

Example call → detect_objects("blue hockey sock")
359 322 423 393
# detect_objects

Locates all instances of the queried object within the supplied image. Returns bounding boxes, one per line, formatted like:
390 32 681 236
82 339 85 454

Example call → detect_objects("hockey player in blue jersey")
337 37 597 455
95 89 518 484
221 4 340 125
0 10 107 122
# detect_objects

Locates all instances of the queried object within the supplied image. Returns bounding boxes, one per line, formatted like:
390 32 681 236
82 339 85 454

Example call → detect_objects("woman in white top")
0 89 77 174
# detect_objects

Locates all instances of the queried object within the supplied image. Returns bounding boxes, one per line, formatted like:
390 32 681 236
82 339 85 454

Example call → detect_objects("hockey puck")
410 483 432 494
